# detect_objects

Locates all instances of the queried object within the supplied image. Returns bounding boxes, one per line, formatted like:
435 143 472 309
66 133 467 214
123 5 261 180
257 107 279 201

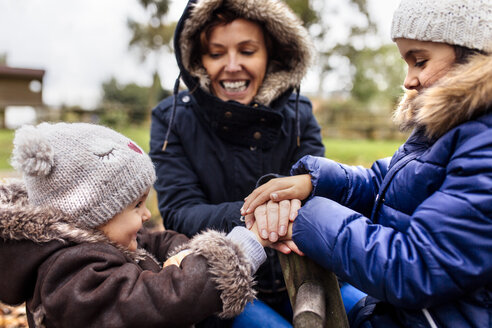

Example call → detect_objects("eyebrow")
403 49 429 60
209 40 261 48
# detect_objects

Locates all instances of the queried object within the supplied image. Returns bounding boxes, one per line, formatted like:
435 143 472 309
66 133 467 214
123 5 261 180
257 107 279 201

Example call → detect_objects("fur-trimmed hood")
394 54 492 138
0 180 147 261
175 0 313 106
1 180 258 323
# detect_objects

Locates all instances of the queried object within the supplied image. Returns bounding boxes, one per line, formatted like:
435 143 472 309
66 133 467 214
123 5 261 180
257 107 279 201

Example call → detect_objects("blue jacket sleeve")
292 131 492 309
291 155 390 217
149 99 243 236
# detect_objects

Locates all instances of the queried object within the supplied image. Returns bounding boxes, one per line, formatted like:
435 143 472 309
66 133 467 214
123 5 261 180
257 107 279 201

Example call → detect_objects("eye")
208 52 223 59
135 201 143 208
415 60 428 68
95 148 115 161
241 50 255 56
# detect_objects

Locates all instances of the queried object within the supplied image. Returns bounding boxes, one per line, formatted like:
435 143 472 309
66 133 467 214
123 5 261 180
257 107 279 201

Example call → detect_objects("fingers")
242 175 313 215
270 241 304 256
248 199 299 241
289 199 301 222
163 257 179 268
282 240 304 256
244 213 255 230
254 204 269 240
163 250 192 268
270 242 292 254
278 200 291 237
266 200 279 242
241 184 271 215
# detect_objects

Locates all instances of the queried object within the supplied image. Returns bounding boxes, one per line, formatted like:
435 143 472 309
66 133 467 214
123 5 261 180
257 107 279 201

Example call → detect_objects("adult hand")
241 174 313 216
163 250 192 268
244 199 301 242
249 220 303 255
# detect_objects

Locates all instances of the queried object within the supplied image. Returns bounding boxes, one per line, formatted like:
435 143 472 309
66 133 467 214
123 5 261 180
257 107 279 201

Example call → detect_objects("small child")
0 122 275 328
242 0 491 327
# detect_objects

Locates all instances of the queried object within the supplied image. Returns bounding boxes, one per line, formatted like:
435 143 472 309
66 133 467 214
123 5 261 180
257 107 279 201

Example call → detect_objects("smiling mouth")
221 80 249 92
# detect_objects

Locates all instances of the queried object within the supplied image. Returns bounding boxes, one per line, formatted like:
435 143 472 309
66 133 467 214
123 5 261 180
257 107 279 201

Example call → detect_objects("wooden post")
278 252 349 328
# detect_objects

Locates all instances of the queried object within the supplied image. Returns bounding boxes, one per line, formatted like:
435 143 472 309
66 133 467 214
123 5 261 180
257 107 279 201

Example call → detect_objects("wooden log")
278 252 349 328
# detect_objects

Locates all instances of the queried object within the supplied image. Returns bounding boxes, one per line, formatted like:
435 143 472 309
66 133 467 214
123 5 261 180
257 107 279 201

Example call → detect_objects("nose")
225 54 241 73
403 68 420 90
142 206 151 223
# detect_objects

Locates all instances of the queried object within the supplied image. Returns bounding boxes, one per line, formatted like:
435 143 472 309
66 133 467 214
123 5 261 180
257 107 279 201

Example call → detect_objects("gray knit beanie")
10 122 156 229
391 0 492 53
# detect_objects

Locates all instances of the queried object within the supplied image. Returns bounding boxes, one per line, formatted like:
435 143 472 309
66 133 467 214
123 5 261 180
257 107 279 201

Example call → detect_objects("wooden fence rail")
278 252 349 328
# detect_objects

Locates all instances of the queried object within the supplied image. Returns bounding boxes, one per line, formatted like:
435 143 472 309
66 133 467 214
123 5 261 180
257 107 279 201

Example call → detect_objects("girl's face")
396 38 456 92
201 18 268 105
98 191 151 251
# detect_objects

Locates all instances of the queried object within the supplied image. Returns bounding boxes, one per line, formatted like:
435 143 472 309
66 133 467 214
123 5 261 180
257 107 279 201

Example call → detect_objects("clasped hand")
240 174 313 255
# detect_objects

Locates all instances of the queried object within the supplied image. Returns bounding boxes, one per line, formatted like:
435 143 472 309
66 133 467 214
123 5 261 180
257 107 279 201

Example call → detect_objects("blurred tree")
128 0 175 111
307 0 378 97
284 0 319 27
0 53 7 65
99 77 170 127
350 44 405 107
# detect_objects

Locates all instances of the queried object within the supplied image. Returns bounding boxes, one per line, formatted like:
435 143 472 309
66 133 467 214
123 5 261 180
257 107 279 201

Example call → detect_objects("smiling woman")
200 17 268 105
149 0 325 326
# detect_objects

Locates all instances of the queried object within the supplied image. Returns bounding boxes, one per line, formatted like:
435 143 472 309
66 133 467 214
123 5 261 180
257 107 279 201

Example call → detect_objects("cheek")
423 62 454 86
202 58 218 78
252 57 267 81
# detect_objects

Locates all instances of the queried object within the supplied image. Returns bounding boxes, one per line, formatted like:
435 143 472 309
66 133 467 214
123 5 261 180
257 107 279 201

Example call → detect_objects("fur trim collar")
179 0 313 106
394 54 492 138
0 180 148 262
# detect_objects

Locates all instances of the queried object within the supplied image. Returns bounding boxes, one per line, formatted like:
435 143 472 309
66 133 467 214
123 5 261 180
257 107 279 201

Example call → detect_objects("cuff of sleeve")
227 226 267 274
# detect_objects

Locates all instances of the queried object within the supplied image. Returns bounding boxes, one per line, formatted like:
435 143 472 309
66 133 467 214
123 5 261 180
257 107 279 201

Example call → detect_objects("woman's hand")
249 220 303 256
241 174 313 216
244 199 301 242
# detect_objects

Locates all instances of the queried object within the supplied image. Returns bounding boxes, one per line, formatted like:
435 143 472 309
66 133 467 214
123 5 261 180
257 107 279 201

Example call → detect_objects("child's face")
396 38 456 92
97 190 151 251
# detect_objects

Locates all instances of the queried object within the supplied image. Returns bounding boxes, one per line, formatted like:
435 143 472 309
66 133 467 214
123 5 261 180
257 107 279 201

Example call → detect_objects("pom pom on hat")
11 124 54 177
11 122 156 229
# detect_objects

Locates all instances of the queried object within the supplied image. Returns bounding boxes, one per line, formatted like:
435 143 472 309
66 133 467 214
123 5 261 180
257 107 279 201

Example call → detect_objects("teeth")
222 81 247 92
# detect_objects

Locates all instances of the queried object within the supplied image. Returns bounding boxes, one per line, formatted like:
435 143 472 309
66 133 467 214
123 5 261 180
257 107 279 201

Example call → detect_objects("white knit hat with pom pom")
11 122 156 228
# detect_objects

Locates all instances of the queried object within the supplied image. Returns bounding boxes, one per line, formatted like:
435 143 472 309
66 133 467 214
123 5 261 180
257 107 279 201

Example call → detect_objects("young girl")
242 0 492 327
0 122 279 328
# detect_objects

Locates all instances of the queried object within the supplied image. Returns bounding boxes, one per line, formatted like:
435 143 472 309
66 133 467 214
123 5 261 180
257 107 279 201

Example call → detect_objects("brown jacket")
0 181 256 328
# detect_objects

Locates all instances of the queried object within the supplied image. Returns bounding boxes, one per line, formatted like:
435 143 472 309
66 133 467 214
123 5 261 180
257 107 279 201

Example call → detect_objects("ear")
11 125 54 176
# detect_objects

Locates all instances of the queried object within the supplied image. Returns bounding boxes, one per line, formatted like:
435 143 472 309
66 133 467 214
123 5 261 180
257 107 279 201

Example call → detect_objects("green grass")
115 126 151 153
0 129 15 170
323 138 402 167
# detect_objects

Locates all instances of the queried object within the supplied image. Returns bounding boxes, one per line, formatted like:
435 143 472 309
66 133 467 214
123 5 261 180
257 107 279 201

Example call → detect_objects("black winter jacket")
149 0 325 309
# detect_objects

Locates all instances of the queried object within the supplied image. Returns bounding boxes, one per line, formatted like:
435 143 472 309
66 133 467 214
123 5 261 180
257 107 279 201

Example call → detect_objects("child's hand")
241 174 313 216
163 250 192 268
243 199 301 242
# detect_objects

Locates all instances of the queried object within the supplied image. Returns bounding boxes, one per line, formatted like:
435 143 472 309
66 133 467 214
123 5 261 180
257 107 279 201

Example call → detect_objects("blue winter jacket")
292 54 492 328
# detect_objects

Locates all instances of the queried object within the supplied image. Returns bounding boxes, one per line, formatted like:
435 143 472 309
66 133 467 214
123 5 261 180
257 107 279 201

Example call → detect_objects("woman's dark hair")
453 45 486 64
189 8 283 70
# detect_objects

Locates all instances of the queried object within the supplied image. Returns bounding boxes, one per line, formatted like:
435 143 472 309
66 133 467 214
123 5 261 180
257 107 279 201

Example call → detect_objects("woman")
242 0 492 326
149 0 325 325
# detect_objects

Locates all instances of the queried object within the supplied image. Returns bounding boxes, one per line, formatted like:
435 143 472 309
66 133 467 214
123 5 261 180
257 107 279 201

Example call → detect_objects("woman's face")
396 38 456 92
201 18 268 105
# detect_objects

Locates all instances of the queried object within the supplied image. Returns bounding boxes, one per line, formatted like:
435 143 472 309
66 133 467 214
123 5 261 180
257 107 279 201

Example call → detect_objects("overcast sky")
0 0 400 109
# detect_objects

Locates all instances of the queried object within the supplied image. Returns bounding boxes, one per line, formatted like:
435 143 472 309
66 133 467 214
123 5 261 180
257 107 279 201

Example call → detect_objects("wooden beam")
278 252 349 328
